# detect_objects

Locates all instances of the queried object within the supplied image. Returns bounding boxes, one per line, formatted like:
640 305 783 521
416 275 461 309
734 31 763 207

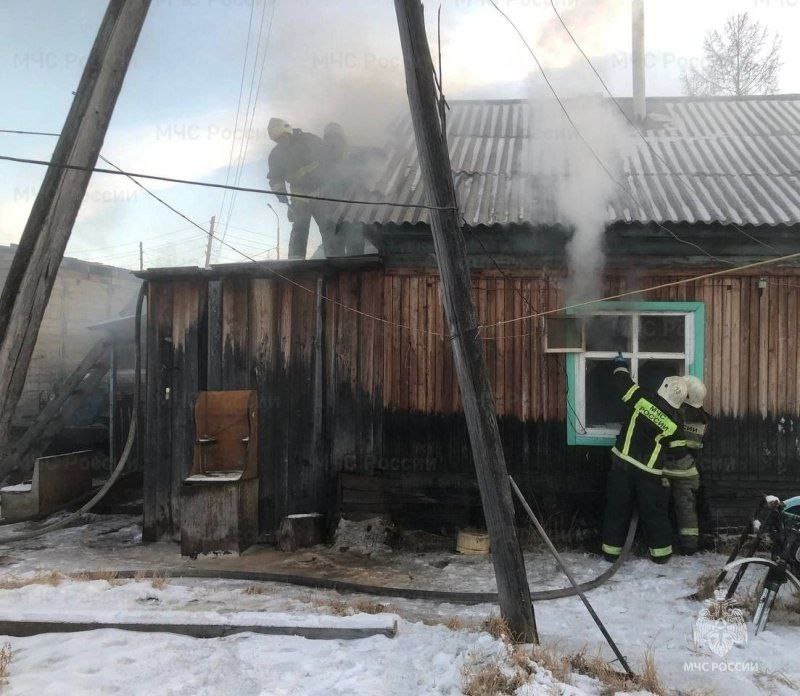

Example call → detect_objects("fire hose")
0 281 639 605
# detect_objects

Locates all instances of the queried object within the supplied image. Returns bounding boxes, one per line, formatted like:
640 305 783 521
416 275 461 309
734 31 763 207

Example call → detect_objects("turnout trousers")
602 454 673 563
663 455 700 554
288 199 363 259
287 183 364 260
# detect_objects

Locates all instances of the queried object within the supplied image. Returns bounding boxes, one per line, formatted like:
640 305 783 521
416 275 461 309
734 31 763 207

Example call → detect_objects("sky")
0 0 798 269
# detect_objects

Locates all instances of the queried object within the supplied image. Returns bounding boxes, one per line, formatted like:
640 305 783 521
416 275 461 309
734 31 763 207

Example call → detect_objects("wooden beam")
0 617 397 641
393 0 537 642
0 0 151 457
312 276 327 512
1 337 111 483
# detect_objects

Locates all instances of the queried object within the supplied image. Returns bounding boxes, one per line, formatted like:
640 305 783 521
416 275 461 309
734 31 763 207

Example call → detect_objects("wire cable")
4 132 800 341
219 0 277 257
0 129 447 334
480 248 800 335
0 153 457 212
545 0 779 253
216 0 258 240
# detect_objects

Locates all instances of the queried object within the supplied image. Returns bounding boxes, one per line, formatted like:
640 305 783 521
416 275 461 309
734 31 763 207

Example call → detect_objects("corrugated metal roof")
335 96 800 228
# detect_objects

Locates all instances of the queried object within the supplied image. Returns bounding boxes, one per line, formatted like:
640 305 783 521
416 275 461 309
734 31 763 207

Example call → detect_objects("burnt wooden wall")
143 265 800 541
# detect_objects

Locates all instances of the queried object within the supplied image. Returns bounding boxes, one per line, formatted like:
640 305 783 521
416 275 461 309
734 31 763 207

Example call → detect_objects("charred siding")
143 266 800 539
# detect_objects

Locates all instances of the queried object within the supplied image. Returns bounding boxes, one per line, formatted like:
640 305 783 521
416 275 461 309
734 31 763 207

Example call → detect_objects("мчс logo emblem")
693 590 748 657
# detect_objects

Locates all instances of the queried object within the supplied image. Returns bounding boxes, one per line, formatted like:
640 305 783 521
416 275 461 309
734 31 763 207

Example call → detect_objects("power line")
479 249 800 337
0 129 448 335
0 128 61 137
68 225 196 254
545 0 779 254
1 127 217 242
4 138 798 344
216 0 259 238
219 0 277 257
486 0 733 267
0 152 456 211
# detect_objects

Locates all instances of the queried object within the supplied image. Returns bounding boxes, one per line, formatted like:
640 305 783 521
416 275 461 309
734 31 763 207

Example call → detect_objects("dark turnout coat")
610 366 684 476
267 129 328 200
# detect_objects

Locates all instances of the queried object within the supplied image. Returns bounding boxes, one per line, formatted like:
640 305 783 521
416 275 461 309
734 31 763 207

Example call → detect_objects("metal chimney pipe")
632 0 646 121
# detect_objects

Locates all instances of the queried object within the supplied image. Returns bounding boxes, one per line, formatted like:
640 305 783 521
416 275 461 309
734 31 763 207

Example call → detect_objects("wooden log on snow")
0 617 397 640
278 513 324 552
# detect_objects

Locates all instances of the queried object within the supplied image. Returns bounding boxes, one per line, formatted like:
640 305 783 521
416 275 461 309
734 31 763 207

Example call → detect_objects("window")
566 302 705 446
544 316 584 353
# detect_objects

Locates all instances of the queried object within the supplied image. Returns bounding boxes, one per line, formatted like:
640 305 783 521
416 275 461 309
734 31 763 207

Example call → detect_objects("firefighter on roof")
267 117 338 259
601 354 687 564
663 375 709 554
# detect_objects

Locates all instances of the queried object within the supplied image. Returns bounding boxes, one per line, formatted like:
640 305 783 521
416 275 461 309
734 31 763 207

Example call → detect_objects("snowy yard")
0 514 796 695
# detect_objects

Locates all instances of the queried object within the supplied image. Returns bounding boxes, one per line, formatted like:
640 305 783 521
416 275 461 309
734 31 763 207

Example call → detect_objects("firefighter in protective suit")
601 355 687 564
267 118 343 259
663 376 709 554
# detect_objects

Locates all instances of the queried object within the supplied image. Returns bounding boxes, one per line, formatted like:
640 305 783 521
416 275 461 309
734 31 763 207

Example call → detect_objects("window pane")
585 358 626 429
585 315 632 352
545 316 583 352
637 358 685 393
639 315 685 353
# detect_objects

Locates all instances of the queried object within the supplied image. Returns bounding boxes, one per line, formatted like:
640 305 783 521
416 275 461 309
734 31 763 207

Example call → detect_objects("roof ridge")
444 94 800 105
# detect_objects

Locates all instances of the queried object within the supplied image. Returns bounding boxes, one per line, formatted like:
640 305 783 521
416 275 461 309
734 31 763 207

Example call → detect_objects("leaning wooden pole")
393 0 537 642
0 0 151 462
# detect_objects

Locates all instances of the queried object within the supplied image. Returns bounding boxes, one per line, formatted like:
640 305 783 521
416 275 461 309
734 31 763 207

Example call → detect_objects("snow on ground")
0 514 797 694
0 578 581 696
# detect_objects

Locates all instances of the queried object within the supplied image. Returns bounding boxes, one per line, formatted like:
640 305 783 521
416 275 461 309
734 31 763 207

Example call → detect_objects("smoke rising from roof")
525 88 633 305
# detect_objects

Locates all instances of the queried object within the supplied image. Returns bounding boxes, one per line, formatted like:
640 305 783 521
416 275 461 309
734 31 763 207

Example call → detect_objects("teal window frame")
566 301 705 446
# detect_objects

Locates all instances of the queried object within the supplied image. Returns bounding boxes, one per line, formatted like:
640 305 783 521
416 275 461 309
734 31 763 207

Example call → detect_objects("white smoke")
525 88 633 305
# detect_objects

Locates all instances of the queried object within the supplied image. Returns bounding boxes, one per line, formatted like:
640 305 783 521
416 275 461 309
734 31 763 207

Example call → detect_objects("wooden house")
138 95 800 542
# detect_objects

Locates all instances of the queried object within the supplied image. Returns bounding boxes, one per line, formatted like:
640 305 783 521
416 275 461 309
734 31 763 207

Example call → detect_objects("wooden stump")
278 513 324 552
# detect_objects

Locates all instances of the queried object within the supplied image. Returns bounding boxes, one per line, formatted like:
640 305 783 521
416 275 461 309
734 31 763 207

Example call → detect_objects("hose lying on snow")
723 557 800 593
0 285 145 544
88 515 638 607
0 281 637 601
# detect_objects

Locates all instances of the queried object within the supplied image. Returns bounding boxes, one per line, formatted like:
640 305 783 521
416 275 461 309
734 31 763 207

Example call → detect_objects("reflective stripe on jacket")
611 367 682 475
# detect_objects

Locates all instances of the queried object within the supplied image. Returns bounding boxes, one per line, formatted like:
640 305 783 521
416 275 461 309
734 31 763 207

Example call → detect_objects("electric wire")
486 0 733 267
0 130 446 333
3 133 800 340
216 0 258 240
545 0 779 254
68 225 194 254
219 0 277 259
0 153 457 211
0 127 219 248
480 249 800 336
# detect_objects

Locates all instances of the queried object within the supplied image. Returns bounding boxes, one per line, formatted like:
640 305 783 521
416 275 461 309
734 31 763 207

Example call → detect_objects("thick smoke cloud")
525 89 633 305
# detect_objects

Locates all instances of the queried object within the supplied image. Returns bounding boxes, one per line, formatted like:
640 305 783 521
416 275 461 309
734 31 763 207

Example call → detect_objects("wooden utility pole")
393 0 537 642
204 215 216 268
0 0 151 465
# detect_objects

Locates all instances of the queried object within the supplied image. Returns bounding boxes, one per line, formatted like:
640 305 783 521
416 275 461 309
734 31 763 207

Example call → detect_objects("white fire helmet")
267 117 292 142
658 376 688 409
684 375 707 408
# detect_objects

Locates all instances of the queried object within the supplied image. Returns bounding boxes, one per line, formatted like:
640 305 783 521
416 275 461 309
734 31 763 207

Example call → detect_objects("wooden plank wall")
144 266 800 538
374 270 800 421
346 268 800 529
143 280 207 541
145 274 329 539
